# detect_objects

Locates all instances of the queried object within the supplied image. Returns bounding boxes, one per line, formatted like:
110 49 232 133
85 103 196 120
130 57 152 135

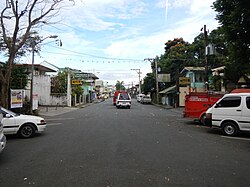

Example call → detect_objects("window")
246 97 250 109
217 96 241 108
119 93 130 100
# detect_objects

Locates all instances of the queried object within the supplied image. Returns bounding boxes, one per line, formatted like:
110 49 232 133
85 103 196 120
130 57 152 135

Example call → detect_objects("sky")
2 0 219 86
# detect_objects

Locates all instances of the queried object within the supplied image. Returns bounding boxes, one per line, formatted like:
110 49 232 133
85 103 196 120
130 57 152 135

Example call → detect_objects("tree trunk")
0 81 9 108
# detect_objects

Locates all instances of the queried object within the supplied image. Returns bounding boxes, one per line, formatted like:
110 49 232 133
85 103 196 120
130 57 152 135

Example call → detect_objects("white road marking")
150 112 155 116
221 136 250 141
45 118 74 121
46 123 62 126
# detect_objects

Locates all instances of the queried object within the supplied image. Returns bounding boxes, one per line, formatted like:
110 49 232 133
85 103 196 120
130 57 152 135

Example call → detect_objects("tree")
159 38 194 84
141 73 155 95
212 0 250 85
115 81 125 91
51 71 67 94
0 0 73 108
10 65 29 89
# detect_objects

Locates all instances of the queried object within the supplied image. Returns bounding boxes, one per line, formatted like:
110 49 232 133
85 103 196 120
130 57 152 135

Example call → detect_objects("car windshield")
1 107 18 117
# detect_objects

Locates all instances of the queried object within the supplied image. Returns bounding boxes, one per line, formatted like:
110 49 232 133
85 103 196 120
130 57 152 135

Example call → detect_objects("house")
15 63 66 107
159 67 207 107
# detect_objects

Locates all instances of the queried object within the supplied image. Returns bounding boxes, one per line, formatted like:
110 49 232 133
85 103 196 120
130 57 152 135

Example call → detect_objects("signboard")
157 74 171 82
71 80 82 85
10 89 25 108
179 77 191 85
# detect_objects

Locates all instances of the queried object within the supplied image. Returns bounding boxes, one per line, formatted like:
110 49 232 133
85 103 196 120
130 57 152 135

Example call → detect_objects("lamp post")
131 69 141 94
30 35 58 114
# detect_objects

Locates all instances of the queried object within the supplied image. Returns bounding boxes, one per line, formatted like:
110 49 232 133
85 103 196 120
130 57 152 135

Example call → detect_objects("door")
212 96 242 126
2 112 17 134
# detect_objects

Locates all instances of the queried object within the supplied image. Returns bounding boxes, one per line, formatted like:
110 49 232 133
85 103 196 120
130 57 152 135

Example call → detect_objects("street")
0 98 250 187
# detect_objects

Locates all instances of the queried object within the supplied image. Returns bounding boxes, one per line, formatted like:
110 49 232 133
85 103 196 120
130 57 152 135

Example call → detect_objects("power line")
45 44 144 62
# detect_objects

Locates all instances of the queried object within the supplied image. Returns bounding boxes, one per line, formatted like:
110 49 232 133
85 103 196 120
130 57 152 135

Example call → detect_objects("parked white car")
205 93 250 136
1 107 46 138
0 110 7 153
141 95 152 104
136 94 145 102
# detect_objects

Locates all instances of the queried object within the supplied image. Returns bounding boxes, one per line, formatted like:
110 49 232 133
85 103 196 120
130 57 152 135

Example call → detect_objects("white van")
205 93 250 136
116 92 131 109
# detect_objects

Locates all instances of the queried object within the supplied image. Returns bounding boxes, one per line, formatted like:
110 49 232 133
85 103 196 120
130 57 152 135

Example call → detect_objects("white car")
137 94 145 102
141 95 152 104
0 111 7 153
1 107 46 138
116 92 132 109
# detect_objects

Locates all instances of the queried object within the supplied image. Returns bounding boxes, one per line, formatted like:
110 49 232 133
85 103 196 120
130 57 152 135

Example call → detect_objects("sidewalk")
38 103 92 117
153 103 184 115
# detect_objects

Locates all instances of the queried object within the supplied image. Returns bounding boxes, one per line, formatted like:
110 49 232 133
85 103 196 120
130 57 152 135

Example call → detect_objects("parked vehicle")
183 92 223 125
1 107 46 138
0 108 7 153
141 95 151 104
136 94 145 102
205 92 250 136
116 92 131 109
113 90 127 105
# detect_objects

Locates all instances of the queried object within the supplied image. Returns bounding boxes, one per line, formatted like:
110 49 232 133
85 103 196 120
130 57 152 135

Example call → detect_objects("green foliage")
10 65 28 89
213 0 250 84
71 85 83 96
115 80 125 90
142 73 155 94
51 71 67 94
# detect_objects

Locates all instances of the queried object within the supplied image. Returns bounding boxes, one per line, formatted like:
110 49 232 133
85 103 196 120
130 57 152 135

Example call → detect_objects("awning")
159 85 176 94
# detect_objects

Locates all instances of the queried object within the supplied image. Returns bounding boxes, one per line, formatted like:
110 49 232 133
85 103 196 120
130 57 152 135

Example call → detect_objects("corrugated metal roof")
159 85 176 94
180 67 205 74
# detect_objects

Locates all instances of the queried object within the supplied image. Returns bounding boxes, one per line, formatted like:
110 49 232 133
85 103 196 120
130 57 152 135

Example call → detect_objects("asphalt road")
0 98 250 187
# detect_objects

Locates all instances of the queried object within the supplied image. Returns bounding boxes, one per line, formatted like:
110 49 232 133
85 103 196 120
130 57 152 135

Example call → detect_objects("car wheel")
199 114 206 126
19 124 36 138
128 106 131 109
222 122 239 136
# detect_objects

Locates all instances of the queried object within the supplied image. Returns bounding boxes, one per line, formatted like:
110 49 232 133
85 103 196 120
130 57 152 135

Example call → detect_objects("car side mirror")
214 103 219 108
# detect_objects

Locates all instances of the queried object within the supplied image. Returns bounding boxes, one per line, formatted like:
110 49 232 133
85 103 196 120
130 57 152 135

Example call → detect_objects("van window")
119 93 130 100
246 97 250 109
217 96 241 108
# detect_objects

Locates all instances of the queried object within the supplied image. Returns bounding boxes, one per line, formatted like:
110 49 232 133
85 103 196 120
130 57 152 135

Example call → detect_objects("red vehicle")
183 92 223 125
113 90 127 105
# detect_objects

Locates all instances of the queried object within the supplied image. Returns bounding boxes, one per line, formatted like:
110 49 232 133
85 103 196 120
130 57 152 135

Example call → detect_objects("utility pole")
203 25 209 91
155 59 159 104
144 58 159 104
131 69 141 94
29 35 58 114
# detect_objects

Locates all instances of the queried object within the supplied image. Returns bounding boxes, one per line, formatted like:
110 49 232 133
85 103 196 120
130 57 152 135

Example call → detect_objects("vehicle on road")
205 92 250 136
113 90 127 105
141 95 151 104
136 94 145 102
0 108 7 153
183 92 223 125
116 92 131 109
1 107 46 138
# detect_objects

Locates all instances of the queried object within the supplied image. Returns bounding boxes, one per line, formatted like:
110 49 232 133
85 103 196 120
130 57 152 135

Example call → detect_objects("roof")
159 85 176 94
180 67 205 74
211 66 225 72
15 64 57 72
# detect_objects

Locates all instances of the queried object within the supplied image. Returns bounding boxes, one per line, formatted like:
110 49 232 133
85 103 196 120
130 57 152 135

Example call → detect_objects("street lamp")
30 35 58 114
131 69 141 94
